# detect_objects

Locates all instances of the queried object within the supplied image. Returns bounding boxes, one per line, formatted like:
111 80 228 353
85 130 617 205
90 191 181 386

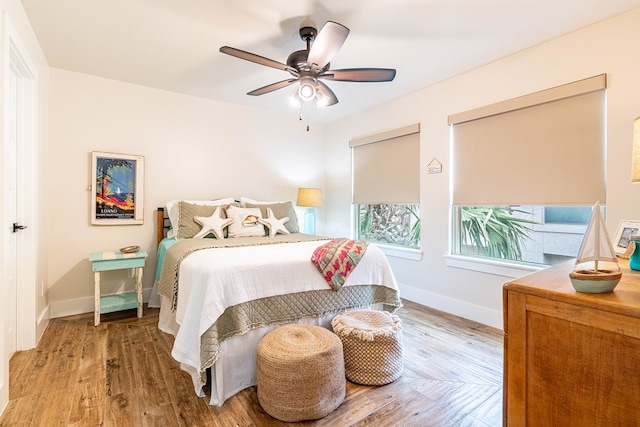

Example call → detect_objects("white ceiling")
20 0 640 123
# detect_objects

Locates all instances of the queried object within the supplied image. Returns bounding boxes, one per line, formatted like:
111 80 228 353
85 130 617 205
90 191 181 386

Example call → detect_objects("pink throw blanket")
311 238 369 291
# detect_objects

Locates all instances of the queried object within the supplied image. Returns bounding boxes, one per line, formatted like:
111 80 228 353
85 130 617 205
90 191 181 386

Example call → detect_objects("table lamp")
296 188 322 234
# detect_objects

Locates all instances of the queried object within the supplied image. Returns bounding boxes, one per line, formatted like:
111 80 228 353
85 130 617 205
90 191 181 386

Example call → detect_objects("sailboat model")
569 202 622 293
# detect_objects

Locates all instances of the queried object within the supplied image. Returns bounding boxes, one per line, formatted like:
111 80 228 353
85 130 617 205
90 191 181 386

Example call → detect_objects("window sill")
444 254 544 278
374 244 422 261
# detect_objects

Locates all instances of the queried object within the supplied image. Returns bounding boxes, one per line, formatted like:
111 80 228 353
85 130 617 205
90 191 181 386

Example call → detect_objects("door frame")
3 13 38 344
6 14 38 351
0 11 39 414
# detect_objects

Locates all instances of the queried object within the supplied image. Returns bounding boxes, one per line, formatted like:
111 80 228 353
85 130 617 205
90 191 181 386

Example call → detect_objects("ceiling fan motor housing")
287 50 329 74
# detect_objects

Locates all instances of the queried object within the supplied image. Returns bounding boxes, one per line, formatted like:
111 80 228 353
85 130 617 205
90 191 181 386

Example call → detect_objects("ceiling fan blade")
220 46 297 74
316 81 339 107
247 79 298 96
307 21 350 70
321 68 396 82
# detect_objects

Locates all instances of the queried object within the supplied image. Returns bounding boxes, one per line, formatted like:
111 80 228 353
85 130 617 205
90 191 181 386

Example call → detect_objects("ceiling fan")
219 21 396 107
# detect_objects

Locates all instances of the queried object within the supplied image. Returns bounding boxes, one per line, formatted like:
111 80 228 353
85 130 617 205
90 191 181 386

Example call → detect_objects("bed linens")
156 235 401 402
157 233 328 310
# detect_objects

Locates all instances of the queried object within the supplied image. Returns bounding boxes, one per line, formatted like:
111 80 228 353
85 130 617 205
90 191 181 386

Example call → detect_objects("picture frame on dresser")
91 151 144 225
612 219 640 255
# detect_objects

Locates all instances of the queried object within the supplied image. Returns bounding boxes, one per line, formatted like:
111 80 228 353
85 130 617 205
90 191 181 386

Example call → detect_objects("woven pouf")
331 309 403 385
256 324 345 422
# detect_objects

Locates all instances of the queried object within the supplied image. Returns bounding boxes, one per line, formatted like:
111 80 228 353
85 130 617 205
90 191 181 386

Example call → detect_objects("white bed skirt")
158 295 380 406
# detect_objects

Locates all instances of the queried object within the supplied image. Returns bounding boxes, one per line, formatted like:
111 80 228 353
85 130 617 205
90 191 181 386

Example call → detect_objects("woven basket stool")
256 324 345 422
331 309 403 385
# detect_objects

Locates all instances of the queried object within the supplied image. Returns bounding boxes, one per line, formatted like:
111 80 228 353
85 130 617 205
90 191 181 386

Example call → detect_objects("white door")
0 60 19 413
1 20 38 412
0 38 21 414
1 53 22 412
5 65 18 359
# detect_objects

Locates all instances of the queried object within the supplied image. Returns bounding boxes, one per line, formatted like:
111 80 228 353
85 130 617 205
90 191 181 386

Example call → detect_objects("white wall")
46 69 326 316
324 8 640 328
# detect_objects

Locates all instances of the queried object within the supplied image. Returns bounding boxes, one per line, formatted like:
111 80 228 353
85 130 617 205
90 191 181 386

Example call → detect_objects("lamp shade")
296 188 322 207
633 116 640 183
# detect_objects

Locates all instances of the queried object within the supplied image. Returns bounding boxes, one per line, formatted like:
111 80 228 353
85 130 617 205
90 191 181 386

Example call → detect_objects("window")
350 124 420 249
449 75 606 266
543 206 592 224
454 205 593 266
356 203 420 249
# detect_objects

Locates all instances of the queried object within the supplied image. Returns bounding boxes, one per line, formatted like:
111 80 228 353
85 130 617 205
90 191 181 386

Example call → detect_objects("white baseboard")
399 284 503 330
36 304 50 343
50 287 155 318
49 295 93 318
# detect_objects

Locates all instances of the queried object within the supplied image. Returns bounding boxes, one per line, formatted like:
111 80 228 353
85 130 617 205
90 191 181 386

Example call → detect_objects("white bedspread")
163 239 399 399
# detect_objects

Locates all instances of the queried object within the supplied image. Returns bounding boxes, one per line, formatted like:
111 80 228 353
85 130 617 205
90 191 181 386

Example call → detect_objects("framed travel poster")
91 151 144 225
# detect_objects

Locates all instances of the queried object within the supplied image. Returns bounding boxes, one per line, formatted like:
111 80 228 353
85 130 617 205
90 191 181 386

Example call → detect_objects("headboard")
156 207 171 246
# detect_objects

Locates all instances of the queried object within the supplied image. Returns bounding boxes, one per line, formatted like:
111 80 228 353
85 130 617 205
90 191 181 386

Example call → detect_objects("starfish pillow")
258 207 290 238
193 206 234 239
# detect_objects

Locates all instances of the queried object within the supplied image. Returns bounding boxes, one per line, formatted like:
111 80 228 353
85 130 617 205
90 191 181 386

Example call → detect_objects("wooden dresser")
503 259 640 426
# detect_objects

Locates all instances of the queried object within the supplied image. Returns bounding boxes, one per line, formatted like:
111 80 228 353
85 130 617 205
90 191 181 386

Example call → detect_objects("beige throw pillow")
167 197 235 238
176 201 229 239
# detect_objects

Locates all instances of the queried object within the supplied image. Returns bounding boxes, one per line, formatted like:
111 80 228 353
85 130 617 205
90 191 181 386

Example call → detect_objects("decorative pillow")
166 198 235 238
193 206 234 239
258 207 291 238
245 201 299 233
175 201 233 239
225 205 266 238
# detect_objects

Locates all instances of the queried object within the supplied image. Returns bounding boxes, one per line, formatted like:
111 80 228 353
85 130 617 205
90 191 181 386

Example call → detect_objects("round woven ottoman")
331 309 403 385
256 324 345 422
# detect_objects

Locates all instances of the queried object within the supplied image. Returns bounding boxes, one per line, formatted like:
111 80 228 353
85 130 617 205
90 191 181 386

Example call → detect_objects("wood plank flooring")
0 300 503 426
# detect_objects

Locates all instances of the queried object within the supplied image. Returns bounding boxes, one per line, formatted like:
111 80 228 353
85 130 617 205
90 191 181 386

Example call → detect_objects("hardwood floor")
0 300 503 426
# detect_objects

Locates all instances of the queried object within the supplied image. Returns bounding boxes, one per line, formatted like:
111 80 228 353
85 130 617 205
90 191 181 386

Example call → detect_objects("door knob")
12 222 27 232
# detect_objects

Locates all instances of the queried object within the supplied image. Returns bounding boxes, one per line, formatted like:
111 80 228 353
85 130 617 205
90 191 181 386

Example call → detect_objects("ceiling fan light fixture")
289 92 302 108
315 91 330 107
298 77 317 101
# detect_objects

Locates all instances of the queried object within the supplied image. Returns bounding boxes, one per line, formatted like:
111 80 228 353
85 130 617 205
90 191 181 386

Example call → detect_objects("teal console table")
89 250 148 326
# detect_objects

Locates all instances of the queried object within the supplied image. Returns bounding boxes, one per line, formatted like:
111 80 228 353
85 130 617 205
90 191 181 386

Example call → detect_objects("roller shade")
350 124 420 204
449 75 606 206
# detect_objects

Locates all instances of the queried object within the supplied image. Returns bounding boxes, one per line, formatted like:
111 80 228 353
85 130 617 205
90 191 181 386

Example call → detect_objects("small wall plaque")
427 157 443 174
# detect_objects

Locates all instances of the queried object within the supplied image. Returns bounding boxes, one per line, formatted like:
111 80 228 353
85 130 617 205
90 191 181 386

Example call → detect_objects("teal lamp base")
303 208 316 235
630 239 640 270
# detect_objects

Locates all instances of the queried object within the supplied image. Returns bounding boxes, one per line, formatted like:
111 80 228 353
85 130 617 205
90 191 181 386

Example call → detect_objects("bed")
152 198 401 406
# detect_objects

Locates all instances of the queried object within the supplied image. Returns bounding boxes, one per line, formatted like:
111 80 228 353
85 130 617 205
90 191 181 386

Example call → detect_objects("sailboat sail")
575 202 618 266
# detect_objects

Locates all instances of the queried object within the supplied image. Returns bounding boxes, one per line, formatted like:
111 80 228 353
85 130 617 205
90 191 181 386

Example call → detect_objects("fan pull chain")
298 101 311 131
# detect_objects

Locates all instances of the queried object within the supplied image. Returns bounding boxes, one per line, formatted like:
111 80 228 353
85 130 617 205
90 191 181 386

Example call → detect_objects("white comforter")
161 239 399 400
